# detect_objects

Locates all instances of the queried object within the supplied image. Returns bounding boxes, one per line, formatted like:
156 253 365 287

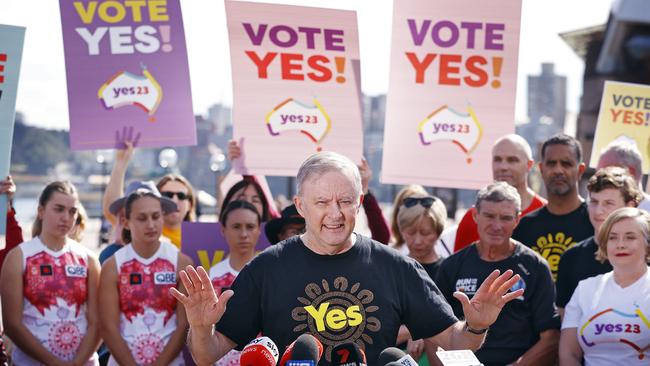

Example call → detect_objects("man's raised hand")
454 269 524 330
170 265 233 329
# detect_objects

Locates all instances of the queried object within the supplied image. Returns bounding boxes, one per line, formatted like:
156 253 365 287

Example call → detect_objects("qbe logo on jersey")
65 265 87 278
154 271 177 285
286 361 315 366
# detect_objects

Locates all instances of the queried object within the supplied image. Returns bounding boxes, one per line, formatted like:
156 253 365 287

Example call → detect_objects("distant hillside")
10 115 70 175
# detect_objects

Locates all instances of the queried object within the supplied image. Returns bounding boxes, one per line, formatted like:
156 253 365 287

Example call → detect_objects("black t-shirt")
215 234 458 365
555 236 612 308
512 202 593 280
421 259 443 282
435 242 560 365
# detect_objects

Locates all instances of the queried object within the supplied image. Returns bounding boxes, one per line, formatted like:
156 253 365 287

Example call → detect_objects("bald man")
451 134 547 252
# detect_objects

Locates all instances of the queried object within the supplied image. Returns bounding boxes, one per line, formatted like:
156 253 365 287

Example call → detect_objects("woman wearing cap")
99 186 193 366
396 194 447 364
1 181 101 365
560 207 650 365
102 141 197 249
209 200 263 366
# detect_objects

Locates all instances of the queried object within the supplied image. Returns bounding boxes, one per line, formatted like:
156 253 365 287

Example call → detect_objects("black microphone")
378 347 418 366
331 342 367 366
280 333 323 366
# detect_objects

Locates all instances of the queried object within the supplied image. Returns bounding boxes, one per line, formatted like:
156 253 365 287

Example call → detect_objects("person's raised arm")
430 270 524 351
170 265 236 365
102 141 134 226
358 157 390 243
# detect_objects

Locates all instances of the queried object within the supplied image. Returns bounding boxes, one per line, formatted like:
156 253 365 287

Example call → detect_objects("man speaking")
171 152 524 365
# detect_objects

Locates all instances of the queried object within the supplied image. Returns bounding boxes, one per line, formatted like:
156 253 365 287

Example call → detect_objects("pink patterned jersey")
210 260 241 366
108 241 183 366
13 237 98 366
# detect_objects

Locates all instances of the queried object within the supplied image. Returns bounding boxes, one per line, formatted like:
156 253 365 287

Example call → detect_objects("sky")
1 0 614 130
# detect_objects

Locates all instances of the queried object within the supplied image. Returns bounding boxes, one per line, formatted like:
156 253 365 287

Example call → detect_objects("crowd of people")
0 132 649 366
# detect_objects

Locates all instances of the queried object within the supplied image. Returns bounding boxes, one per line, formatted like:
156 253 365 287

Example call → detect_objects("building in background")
561 0 650 164
517 63 568 161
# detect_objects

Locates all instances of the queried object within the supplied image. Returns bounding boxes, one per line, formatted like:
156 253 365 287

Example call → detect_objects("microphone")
331 342 367 366
239 336 280 366
378 347 418 366
279 333 323 366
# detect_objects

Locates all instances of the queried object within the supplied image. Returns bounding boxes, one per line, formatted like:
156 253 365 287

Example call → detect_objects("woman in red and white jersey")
1 181 101 365
99 182 193 366
210 200 262 366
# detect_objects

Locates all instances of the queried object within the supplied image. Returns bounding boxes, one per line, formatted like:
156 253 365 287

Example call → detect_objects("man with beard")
512 134 593 280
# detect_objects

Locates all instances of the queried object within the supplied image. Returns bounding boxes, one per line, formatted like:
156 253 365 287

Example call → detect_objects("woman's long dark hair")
220 200 262 226
221 178 271 222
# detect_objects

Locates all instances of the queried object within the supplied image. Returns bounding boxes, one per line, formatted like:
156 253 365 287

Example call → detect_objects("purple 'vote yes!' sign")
59 0 196 150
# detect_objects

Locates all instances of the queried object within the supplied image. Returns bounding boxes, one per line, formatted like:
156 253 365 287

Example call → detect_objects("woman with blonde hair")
390 185 428 254
395 194 447 364
560 207 650 365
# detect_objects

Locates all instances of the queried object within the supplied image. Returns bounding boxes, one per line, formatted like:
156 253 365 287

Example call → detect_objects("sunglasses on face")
402 196 436 208
161 191 190 200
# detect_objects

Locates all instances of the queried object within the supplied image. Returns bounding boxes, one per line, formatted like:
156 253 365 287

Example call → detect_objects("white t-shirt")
562 268 650 365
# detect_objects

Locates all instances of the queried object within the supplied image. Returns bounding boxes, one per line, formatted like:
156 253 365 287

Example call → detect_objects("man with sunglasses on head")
436 182 560 366
450 134 547 253
172 152 525 366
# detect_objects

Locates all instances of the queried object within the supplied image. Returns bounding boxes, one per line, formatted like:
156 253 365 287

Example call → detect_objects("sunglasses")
161 191 190 200
402 196 436 208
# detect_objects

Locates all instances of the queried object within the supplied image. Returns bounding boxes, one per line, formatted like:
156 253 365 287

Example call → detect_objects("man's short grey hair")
493 134 533 160
296 152 362 197
599 140 643 182
475 181 521 213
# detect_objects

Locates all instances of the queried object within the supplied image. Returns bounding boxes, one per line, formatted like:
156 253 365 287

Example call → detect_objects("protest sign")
590 81 650 173
382 0 522 189
181 222 271 271
0 24 25 237
59 0 196 150
226 0 363 176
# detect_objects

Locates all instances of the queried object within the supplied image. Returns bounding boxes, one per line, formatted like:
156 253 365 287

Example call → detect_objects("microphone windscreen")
378 347 406 366
331 342 367 365
395 354 419 366
292 334 323 361
280 334 324 366
240 336 280 366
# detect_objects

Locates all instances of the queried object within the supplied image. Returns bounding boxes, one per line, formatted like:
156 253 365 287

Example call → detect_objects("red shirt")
0 209 24 274
454 194 547 252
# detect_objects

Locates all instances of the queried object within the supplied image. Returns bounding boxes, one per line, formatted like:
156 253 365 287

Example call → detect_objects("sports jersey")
13 237 98 366
108 241 182 366
210 259 242 366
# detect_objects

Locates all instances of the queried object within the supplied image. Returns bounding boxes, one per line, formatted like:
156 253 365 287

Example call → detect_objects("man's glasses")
402 196 436 208
161 191 190 200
